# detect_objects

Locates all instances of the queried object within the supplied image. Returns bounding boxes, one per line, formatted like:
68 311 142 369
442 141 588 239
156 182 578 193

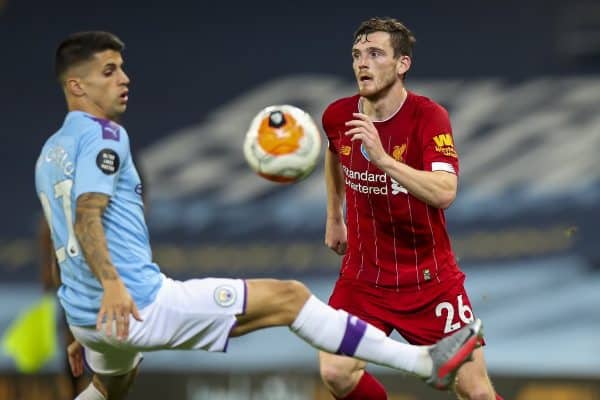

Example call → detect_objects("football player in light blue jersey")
35 31 482 400
36 108 161 328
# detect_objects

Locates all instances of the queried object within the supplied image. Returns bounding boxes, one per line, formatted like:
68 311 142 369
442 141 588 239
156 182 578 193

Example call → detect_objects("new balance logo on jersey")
340 145 351 156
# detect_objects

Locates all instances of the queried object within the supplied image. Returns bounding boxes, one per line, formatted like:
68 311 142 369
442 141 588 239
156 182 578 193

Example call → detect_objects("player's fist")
344 113 387 166
325 216 347 255
67 340 84 377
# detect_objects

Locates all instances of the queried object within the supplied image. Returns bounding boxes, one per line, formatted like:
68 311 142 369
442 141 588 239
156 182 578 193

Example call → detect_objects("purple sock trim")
337 316 367 356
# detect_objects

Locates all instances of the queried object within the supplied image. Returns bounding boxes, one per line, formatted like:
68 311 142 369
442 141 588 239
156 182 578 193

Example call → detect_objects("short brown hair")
55 31 124 83
353 17 416 58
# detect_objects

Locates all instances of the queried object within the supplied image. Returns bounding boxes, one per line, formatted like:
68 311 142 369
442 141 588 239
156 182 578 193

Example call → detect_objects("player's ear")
396 55 411 77
65 77 86 97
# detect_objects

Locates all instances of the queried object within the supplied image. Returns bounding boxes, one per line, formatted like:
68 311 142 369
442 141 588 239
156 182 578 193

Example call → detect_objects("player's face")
77 50 130 120
352 32 404 100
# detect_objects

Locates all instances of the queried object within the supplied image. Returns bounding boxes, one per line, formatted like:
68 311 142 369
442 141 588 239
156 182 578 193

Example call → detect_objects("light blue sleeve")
73 124 130 199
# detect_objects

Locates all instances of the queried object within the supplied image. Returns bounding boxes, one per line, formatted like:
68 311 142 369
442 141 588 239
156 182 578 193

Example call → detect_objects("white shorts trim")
71 275 246 376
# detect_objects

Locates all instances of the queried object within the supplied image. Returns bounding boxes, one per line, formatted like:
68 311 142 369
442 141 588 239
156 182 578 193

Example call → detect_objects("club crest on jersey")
392 144 406 162
360 143 370 161
423 269 431 281
214 285 237 307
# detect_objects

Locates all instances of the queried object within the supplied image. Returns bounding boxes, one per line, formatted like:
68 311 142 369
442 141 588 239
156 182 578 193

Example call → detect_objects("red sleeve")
420 103 459 176
322 104 339 154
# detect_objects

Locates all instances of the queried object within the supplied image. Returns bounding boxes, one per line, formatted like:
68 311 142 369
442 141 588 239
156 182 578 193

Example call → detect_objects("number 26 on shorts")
435 295 474 334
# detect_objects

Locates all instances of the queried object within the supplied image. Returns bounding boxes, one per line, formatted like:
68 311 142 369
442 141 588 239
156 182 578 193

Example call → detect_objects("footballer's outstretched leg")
426 318 484 390
231 279 481 390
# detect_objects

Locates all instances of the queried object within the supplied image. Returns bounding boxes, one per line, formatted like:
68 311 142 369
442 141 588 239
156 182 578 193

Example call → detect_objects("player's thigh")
328 277 392 334
74 276 247 357
454 348 494 398
69 330 142 400
71 326 143 376
396 279 477 345
231 279 310 336
137 276 246 351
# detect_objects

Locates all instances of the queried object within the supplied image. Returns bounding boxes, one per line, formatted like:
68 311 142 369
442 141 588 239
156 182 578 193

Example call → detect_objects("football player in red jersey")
319 17 501 400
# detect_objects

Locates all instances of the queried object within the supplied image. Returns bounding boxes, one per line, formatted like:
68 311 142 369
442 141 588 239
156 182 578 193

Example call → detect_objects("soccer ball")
243 104 321 183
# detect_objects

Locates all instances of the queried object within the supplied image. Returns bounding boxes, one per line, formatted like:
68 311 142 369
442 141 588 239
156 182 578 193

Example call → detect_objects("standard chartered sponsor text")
343 165 389 195
343 166 387 182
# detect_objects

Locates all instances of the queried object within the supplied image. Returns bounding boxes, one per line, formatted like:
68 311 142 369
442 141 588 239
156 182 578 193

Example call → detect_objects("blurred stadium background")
1 0 600 398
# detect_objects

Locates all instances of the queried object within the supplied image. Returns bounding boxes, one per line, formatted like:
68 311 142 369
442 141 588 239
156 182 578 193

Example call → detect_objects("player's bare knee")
319 359 361 394
279 280 310 323
319 353 362 390
321 371 355 394
320 363 352 386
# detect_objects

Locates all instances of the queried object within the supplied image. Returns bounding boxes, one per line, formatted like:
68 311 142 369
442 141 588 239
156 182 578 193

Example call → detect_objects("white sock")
290 295 432 377
75 383 106 400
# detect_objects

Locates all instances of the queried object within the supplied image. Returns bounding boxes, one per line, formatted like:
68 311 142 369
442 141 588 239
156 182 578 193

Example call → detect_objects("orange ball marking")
257 113 304 155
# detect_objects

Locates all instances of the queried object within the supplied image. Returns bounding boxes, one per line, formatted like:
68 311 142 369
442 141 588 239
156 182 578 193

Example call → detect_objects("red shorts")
328 273 481 345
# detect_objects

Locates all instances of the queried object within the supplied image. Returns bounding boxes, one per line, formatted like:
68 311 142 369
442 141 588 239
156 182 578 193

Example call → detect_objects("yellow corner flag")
2 294 57 373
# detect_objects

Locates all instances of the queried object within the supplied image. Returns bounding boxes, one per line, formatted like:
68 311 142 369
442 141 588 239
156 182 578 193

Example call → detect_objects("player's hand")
325 216 347 255
345 113 388 167
67 340 84 377
96 279 142 341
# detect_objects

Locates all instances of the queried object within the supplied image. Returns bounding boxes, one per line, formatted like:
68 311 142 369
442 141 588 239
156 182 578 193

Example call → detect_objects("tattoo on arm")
74 193 119 282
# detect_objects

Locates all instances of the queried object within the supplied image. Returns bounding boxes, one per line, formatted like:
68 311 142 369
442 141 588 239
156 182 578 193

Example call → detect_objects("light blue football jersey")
35 111 162 326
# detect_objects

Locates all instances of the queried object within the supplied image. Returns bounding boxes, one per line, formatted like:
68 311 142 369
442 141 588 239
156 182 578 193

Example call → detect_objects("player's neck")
360 85 407 122
67 98 114 122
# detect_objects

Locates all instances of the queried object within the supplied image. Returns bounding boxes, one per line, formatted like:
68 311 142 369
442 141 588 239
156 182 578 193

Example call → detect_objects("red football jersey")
323 92 463 290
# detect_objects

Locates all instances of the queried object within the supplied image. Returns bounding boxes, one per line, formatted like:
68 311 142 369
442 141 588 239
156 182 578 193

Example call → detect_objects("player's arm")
325 148 345 222
346 112 457 209
74 192 141 339
377 160 456 209
324 147 348 255
38 216 60 291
